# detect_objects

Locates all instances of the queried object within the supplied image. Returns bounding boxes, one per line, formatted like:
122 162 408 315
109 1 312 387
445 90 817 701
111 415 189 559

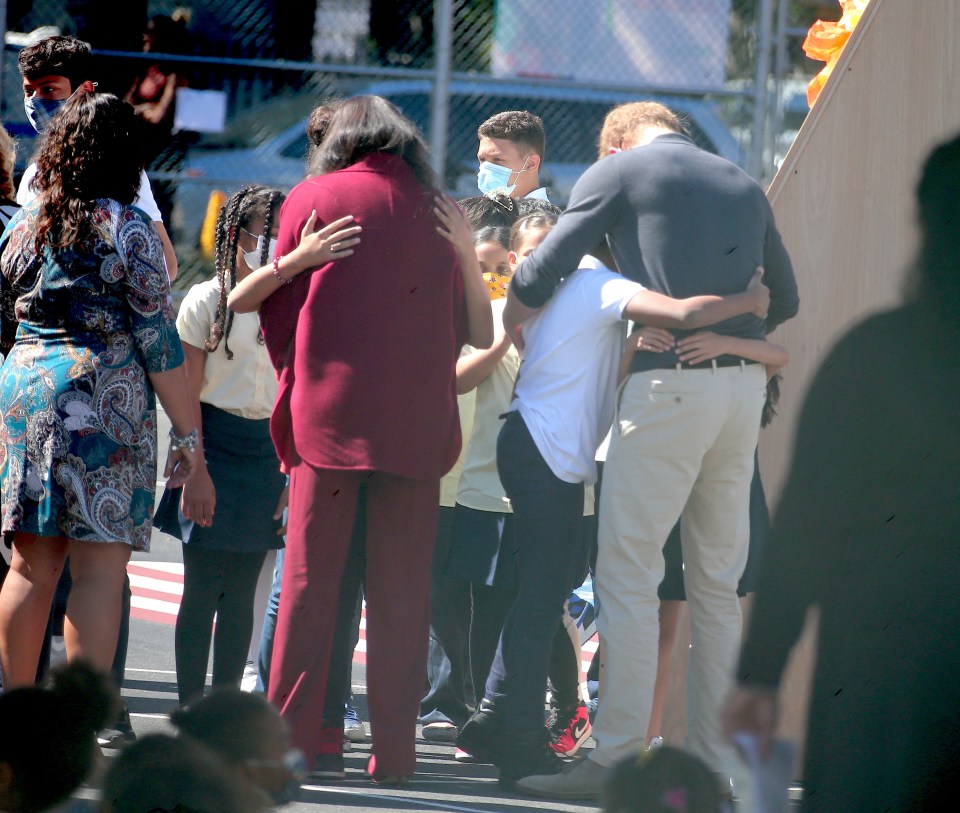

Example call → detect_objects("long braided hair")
205 185 284 359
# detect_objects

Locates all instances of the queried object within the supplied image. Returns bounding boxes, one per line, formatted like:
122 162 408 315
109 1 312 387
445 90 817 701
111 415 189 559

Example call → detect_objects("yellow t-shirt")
439 388 476 508
176 278 277 420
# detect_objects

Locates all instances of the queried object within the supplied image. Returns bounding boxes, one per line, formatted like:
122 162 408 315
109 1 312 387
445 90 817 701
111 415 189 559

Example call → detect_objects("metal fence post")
749 0 775 180
429 0 454 182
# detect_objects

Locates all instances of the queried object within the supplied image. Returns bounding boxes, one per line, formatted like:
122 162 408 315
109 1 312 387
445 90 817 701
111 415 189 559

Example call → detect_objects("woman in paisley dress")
0 93 198 688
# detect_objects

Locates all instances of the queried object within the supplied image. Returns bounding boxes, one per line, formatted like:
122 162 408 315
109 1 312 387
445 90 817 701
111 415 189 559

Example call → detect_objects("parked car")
172 78 743 248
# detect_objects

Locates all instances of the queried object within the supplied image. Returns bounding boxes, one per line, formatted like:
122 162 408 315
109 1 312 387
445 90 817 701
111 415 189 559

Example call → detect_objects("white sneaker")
648 735 664 749
240 661 258 693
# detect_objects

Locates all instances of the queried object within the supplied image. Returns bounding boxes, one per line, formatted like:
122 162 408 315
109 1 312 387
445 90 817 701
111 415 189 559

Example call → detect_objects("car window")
280 133 310 161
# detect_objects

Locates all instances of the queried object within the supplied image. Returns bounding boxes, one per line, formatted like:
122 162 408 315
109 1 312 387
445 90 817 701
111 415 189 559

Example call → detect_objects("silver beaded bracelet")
168 427 200 453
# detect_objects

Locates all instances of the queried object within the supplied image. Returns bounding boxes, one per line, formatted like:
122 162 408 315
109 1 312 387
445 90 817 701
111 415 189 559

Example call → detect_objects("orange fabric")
803 0 870 106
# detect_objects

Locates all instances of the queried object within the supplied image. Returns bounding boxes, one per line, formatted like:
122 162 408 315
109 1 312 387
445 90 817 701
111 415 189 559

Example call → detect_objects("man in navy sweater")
504 102 799 799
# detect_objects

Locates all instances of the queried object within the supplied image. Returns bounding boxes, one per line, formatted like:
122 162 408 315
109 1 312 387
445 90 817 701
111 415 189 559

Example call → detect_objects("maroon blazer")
259 153 468 481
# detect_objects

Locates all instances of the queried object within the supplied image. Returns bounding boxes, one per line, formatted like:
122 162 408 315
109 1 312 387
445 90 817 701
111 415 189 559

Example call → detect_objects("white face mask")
242 232 278 270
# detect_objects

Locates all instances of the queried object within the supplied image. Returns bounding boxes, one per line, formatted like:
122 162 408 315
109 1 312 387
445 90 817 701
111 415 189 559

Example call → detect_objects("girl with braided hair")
158 184 355 706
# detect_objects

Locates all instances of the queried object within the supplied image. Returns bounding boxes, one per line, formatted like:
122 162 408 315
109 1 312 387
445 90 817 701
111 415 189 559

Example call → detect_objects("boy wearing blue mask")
16 35 179 280
477 111 548 201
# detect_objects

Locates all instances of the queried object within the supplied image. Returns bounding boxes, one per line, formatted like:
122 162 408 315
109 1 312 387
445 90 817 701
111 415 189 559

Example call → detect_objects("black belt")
643 357 762 371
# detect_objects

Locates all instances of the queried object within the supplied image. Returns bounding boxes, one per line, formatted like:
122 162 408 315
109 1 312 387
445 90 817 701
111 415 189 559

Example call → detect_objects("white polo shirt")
17 164 162 222
512 257 643 485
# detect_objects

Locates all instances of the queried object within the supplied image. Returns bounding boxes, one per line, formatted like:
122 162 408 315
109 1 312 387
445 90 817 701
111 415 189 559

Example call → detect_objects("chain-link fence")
1 0 832 288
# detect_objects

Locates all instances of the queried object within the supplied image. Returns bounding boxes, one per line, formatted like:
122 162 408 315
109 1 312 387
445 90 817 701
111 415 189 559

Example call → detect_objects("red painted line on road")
132 586 184 605
131 606 180 625
128 563 184 583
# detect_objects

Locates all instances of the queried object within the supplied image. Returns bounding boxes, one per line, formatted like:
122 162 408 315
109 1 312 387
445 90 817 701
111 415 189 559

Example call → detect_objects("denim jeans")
484 411 588 730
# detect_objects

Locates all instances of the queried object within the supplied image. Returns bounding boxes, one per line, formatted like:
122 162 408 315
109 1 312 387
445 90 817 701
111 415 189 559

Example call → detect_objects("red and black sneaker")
548 703 592 757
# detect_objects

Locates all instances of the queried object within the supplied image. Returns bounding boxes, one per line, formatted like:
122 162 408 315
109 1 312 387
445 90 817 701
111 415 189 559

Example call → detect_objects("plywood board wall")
662 0 960 757
756 0 960 750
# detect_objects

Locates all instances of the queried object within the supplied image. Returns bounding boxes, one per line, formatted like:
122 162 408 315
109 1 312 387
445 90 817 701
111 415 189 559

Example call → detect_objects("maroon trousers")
268 463 440 775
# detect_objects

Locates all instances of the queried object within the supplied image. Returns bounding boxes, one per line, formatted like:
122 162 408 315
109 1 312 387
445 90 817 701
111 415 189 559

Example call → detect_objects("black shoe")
497 727 565 790
97 703 136 749
456 708 505 766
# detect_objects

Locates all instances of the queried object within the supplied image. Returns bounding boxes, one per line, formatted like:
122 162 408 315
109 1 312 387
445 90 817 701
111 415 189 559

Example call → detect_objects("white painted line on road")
302 784 499 813
131 595 180 616
128 573 184 596
129 712 173 720
126 667 178 675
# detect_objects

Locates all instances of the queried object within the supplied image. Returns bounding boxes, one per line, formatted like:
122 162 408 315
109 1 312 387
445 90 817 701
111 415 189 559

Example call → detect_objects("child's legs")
548 606 584 710
256 547 284 693
420 507 473 726
469 582 515 703
486 412 586 730
211 549 268 689
647 599 683 743
176 544 226 705
247 549 277 664
363 472 439 776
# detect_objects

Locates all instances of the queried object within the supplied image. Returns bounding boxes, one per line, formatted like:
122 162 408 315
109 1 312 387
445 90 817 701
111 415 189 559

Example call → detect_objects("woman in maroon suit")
256 96 491 783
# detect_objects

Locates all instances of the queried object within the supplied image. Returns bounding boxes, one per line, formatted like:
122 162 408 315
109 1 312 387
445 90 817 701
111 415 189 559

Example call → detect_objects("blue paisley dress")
0 200 183 551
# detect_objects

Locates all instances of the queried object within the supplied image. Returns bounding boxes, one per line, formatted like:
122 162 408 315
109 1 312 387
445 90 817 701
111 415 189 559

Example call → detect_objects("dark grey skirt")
155 402 285 552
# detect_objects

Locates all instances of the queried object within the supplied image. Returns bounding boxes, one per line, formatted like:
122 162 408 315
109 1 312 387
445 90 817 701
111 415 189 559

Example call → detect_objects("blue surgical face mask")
24 96 67 134
477 154 531 196
477 161 514 195
23 85 89 134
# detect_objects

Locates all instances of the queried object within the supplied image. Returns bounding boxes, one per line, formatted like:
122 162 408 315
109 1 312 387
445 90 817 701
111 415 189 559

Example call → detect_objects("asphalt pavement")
104 408 601 813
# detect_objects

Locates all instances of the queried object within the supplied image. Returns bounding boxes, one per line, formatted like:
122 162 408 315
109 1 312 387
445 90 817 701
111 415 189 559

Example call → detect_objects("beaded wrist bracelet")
272 254 291 284
169 427 200 453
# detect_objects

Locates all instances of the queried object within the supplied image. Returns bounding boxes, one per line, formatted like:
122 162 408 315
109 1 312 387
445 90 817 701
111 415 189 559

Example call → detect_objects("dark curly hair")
17 35 93 89
0 661 118 813
305 97 344 177
457 193 518 230
169 688 284 767
315 95 438 191
31 93 143 254
206 185 285 359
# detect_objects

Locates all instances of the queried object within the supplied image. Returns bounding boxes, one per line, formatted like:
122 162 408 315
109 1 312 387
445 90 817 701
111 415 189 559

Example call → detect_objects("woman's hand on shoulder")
433 195 474 261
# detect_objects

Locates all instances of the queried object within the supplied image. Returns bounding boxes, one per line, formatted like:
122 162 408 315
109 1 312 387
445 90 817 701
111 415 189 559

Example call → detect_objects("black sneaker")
497 727 565 790
456 708 506 766
97 703 136 749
